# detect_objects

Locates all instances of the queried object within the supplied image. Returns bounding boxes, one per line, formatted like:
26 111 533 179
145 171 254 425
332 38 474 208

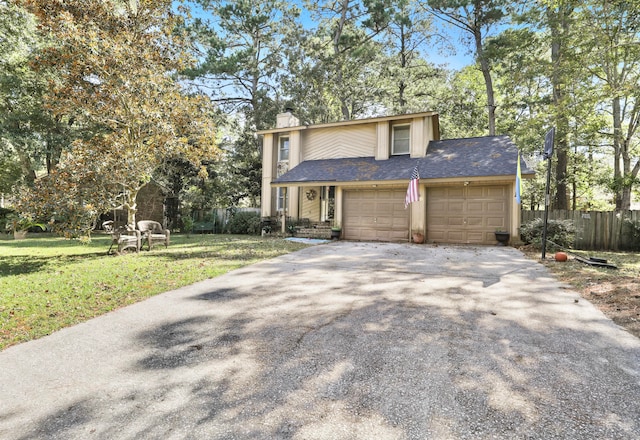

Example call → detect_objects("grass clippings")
0 233 309 350
524 247 640 339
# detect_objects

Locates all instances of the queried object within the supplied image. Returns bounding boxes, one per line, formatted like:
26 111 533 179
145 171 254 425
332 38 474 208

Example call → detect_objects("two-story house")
258 110 534 244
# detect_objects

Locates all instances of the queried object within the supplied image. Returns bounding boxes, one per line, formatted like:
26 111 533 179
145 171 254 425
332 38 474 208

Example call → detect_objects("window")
392 124 410 155
277 188 288 211
278 136 289 161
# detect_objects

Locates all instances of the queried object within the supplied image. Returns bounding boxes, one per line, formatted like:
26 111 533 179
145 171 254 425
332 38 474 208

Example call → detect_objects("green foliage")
18 0 218 238
621 219 640 251
0 156 23 194
181 215 194 234
3 211 46 233
520 218 576 249
0 207 15 232
225 211 261 235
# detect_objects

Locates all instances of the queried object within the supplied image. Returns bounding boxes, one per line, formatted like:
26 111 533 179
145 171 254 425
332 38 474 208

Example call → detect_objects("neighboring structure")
99 181 169 230
258 111 535 244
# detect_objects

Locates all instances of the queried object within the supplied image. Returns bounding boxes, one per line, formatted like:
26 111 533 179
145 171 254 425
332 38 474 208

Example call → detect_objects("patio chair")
137 220 170 250
107 224 141 254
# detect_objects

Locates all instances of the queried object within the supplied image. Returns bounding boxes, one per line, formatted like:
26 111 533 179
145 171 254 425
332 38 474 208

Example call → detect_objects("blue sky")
177 0 474 71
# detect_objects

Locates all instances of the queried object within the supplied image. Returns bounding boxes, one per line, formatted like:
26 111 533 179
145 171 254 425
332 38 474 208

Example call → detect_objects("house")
258 111 535 244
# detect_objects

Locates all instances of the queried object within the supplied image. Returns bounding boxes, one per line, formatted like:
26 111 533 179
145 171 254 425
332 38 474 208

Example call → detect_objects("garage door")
344 189 409 241
427 186 509 244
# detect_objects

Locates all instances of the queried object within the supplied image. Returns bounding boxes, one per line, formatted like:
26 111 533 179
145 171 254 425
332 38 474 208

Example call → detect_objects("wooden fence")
521 210 640 251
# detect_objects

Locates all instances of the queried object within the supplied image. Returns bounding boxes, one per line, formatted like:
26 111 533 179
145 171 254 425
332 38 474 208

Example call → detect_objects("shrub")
520 218 576 249
225 211 261 235
0 208 15 233
621 219 640 251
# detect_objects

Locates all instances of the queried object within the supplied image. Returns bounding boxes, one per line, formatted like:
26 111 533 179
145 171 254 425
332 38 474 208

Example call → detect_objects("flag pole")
405 165 420 242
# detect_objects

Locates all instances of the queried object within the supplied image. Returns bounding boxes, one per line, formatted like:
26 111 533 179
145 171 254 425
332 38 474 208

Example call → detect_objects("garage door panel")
344 189 409 242
448 188 465 198
486 217 506 229
375 217 393 227
467 187 485 198
466 216 484 227
487 201 506 211
427 185 509 244
446 231 465 241
467 231 484 242
486 187 507 197
467 201 484 212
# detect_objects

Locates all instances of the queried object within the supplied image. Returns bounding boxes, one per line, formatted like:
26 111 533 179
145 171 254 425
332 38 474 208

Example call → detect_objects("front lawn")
0 233 308 350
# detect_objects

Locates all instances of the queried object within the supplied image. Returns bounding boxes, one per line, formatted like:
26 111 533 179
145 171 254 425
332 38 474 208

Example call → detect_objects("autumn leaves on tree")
17 0 217 236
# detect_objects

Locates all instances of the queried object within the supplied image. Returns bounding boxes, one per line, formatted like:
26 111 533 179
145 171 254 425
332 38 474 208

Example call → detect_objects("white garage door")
344 189 409 241
427 186 509 244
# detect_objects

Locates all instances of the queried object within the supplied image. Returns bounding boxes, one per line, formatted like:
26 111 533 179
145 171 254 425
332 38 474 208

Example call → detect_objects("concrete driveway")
1 242 639 439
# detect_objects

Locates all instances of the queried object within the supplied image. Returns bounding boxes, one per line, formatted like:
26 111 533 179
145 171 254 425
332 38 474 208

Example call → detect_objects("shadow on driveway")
2 242 639 439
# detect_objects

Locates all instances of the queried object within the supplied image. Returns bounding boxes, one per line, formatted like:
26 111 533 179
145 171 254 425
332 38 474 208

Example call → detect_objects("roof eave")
257 111 439 135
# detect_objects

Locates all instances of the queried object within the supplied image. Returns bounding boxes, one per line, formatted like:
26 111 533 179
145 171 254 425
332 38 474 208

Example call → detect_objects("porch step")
294 226 332 239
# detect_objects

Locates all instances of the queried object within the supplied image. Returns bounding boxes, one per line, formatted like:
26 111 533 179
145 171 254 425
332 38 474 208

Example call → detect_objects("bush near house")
621 219 640 251
225 211 261 235
520 218 576 249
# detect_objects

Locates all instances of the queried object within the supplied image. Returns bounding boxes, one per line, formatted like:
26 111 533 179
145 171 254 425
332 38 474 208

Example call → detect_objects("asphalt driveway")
1 242 639 439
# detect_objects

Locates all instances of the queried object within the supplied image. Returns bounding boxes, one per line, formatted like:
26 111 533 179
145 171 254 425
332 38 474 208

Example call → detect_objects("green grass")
0 233 308 350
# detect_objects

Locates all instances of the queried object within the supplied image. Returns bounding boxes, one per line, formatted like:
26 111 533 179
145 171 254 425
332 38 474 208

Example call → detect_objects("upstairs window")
392 124 410 155
278 136 290 161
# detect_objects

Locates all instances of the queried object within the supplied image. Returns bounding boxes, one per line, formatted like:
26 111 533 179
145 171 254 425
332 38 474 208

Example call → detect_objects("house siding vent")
277 111 300 128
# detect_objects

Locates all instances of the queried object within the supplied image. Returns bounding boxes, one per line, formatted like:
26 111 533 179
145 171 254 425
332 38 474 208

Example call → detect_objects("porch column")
510 181 521 244
281 187 287 233
334 186 343 227
288 131 301 219
410 184 426 236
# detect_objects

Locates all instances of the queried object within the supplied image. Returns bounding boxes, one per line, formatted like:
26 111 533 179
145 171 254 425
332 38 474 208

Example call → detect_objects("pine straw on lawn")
522 247 640 339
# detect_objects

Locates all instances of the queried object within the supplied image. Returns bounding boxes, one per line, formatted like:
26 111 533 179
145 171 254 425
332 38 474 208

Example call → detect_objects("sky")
177 0 475 71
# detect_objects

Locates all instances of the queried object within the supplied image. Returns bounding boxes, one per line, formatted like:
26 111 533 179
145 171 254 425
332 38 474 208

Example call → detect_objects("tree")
577 0 640 210
183 0 299 208
290 0 392 122
0 1 73 195
18 0 218 236
377 0 440 114
423 0 508 136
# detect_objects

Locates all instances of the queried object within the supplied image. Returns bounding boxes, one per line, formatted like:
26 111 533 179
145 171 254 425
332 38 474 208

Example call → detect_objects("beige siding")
303 125 376 160
410 116 425 158
376 122 390 160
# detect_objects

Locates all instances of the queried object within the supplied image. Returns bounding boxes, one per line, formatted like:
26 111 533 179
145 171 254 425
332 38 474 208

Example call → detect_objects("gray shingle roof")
273 135 534 184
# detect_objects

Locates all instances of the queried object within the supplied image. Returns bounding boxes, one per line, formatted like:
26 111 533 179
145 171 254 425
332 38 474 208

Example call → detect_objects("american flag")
405 165 420 208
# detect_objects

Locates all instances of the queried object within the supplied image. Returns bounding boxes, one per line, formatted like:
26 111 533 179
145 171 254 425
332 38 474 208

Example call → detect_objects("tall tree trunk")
334 0 351 121
612 96 624 210
548 4 572 210
474 28 496 136
398 22 407 110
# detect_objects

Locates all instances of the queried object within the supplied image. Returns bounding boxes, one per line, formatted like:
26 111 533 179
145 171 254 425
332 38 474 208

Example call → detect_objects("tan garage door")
427 186 509 244
344 189 409 241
